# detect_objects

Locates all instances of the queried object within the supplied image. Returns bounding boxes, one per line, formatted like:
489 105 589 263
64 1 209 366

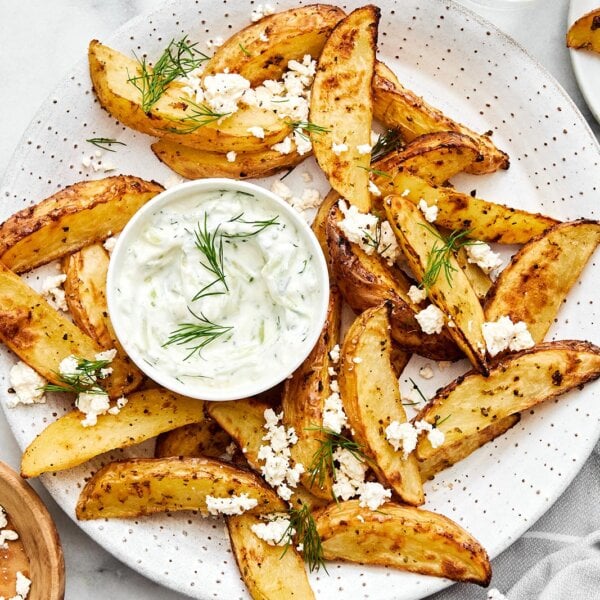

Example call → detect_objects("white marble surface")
0 1 598 599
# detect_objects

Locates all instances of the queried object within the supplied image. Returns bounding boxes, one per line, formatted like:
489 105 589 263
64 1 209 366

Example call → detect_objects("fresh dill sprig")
280 504 327 573
42 358 112 395
128 36 209 112
192 214 228 301
163 309 233 360
223 213 280 239
371 129 404 163
239 43 251 57
433 413 451 428
357 165 392 179
86 138 126 152
288 120 331 141
408 377 429 406
168 98 230 134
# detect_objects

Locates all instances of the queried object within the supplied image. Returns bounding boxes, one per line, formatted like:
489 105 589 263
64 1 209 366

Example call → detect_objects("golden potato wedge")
203 4 345 85
151 139 305 180
339 305 424 505
455 245 492 302
418 414 520 481
379 171 559 244
21 389 204 478
155 420 232 459
309 6 379 212
227 513 315 600
63 243 144 392
76 456 286 520
372 63 508 175
314 500 491 585
0 261 135 398
567 9 600 52
385 196 488 372
325 203 461 360
282 288 341 500
390 345 411 378
312 189 340 262
485 220 600 343
89 40 288 152
415 341 600 460
0 176 163 273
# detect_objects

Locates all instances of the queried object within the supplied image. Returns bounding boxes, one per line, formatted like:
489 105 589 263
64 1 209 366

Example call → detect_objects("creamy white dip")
112 188 322 391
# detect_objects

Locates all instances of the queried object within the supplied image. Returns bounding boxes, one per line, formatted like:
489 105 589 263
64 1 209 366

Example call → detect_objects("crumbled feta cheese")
0 505 6 529
408 285 427 305
259 31 269 43
338 199 378 248
329 344 340 363
77 392 111 427
247 126 265 139
328 366 336 377
331 447 368 501
332 142 348 155
102 161 116 172
357 144 372 155
103 235 118 254
251 3 275 22
81 156 92 168
370 131 380 146
205 493 258 516
251 516 293 546
289 188 321 213
368 180 382 197
206 36 224 50
487 590 507 600
301 171 312 183
482 316 535 356
427 427 445 448
415 304 445 335
418 199 438 223
0 528 19 550
96 349 117 363
378 220 400 266
466 242 503 274
419 365 434 380
226 150 237 163
294 131 312 156
385 421 418 459
203 73 251 114
95 150 102 159
7 362 46 408
401 188 411 197
271 179 293 200
352 357 363 364
15 571 31 599
41 274 68 311
323 392 347 434
271 135 294 155
438 360 452 370
117 397 128 409
358 482 391 511
329 379 339 393
58 355 80 378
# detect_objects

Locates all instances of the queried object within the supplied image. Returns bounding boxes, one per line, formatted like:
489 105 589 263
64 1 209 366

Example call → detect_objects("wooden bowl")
0 461 65 600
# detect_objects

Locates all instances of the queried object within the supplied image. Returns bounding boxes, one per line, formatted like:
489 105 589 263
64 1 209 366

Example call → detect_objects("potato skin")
155 420 232 459
567 9 600 52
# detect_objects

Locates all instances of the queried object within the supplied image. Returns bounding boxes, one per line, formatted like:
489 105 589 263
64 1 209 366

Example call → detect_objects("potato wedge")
203 4 345 85
312 189 340 262
76 456 285 520
0 261 135 398
415 341 600 460
378 171 558 244
63 243 144 392
485 220 600 343
418 414 520 481
385 196 488 372
227 513 314 600
0 176 163 273
455 246 492 302
21 389 204 477
155 420 232 459
282 287 341 500
151 139 305 180
325 203 461 360
567 9 600 52
309 6 379 212
372 63 508 174
89 40 288 152
339 305 424 505
314 500 491 585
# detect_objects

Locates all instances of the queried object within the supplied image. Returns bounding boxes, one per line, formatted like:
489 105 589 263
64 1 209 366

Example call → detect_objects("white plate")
569 0 600 124
1 1 599 599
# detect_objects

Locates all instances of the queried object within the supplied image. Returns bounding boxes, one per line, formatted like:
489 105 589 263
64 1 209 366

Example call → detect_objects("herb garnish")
407 377 429 406
192 214 228 301
86 138 126 152
42 357 112 395
239 43 251 57
168 98 230 134
280 504 327 573
370 129 404 162
223 213 280 239
357 165 392 179
288 120 331 140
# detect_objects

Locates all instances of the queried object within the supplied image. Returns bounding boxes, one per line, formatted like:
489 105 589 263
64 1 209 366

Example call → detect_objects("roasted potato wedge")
314 500 491 585
385 196 488 372
485 220 600 343
415 341 600 460
309 6 379 212
372 63 508 174
455 246 493 302
312 189 340 262
418 414 520 481
21 389 204 477
0 176 163 273
203 4 345 85
325 203 461 360
339 305 424 505
155 420 232 459
227 513 314 600
89 40 289 152
0 261 136 398
76 456 285 520
567 9 600 52
151 139 305 180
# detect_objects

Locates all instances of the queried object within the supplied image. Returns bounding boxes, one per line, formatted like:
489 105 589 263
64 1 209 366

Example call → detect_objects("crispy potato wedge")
339 305 424 505
227 513 314 600
314 500 491 585
151 139 305 180
89 40 288 152
418 414 520 481
415 341 600 460
155 420 232 459
567 9 600 52
372 63 508 175
204 4 345 85
309 6 379 212
385 196 488 371
76 456 285 520
21 389 204 478
0 261 135 398
0 176 163 273
325 203 461 360
485 220 600 343
282 288 341 500
312 189 340 262
63 243 144 392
